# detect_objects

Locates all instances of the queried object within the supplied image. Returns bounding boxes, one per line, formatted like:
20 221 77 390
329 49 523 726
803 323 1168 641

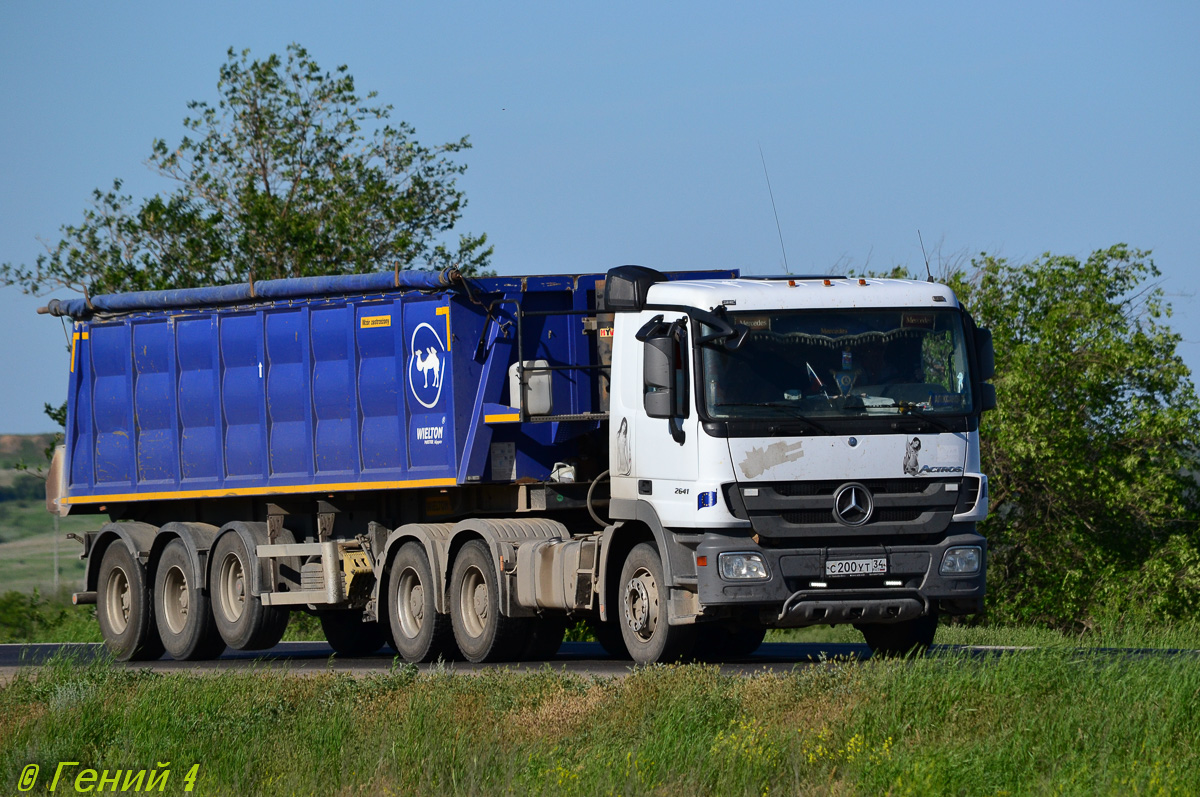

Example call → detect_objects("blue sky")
2 2 1197 434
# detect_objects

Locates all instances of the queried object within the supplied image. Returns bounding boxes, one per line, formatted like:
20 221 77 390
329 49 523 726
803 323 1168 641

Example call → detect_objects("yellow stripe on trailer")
62 476 459 505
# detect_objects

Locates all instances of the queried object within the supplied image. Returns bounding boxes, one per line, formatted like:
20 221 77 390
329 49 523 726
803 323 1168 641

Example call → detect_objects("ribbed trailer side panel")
64 291 491 505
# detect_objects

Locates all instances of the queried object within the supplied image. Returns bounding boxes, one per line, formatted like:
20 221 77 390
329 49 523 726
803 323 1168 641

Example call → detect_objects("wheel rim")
458 565 488 639
218 551 246 624
162 564 190 635
624 566 658 643
104 566 131 635
396 566 424 639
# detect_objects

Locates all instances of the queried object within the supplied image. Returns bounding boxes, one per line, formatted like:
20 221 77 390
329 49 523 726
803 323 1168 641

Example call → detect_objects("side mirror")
978 382 997 413
643 335 676 419
975 327 995 382
641 318 689 423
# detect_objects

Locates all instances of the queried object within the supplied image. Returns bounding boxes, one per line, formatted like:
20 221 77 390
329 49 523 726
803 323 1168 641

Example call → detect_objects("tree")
947 246 1200 628
1 44 491 299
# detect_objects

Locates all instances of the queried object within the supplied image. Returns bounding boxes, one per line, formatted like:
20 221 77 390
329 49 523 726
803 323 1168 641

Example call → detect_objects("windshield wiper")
712 402 832 435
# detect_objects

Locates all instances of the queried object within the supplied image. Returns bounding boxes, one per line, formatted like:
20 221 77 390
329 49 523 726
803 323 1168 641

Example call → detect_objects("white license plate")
825 557 887 576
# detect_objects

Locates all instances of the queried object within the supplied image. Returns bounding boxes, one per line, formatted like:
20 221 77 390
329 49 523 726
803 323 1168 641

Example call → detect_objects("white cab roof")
646 277 961 312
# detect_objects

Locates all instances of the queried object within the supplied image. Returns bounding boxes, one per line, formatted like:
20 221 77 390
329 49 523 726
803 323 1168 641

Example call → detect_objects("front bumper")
693 525 986 626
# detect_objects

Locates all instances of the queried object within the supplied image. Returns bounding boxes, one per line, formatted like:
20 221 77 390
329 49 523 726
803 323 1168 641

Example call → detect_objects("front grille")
772 478 946 498
783 509 835 524
960 477 980 512
745 477 958 537
873 508 924 523
782 507 923 526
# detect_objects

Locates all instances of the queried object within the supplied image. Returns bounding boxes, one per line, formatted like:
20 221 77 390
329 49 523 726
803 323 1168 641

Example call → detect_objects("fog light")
940 546 981 575
718 552 769 580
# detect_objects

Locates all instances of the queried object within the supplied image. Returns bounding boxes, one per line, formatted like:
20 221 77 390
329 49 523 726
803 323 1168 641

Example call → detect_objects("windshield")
701 308 973 420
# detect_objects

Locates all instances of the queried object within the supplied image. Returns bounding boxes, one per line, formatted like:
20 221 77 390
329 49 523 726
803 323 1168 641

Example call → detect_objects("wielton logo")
409 322 446 409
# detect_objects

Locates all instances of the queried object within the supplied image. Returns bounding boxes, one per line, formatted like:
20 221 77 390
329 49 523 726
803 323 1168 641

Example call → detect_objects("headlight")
940 546 982 575
718 552 769 580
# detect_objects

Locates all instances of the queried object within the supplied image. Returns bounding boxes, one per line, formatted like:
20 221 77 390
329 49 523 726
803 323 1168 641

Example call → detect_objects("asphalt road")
0 641 873 678
3 640 1194 680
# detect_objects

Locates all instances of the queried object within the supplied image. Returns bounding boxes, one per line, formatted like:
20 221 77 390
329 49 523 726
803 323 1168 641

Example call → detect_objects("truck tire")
589 619 631 660
858 611 939 658
387 542 457 662
211 531 288 650
617 543 695 664
154 539 226 661
96 543 164 662
319 611 386 657
522 616 567 661
450 540 529 663
694 618 767 661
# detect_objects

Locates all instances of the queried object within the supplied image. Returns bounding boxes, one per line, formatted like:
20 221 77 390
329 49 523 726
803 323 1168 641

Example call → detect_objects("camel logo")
408 322 446 409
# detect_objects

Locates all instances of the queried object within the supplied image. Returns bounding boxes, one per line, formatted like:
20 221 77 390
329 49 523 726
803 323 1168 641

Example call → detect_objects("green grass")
769 618 1200 650
0 501 102 597
2 648 1198 796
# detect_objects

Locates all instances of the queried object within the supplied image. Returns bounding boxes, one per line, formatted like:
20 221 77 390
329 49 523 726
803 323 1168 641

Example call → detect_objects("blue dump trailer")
44 265 995 664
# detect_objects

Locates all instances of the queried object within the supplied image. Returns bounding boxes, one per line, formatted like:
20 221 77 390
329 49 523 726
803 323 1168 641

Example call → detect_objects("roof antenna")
759 143 790 275
917 229 933 283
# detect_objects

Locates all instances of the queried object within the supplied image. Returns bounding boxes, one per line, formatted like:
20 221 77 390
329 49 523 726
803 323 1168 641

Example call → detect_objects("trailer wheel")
96 543 164 661
318 611 386 657
618 543 695 664
450 540 529 663
211 532 288 650
154 539 226 661
858 611 939 658
387 542 456 662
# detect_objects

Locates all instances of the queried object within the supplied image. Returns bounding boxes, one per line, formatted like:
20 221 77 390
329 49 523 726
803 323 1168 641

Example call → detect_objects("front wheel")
694 617 767 661
858 611 938 658
617 543 695 664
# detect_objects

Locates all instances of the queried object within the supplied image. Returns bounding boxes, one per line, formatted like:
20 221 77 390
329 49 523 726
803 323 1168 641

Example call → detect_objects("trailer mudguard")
83 521 159 594
148 522 220 594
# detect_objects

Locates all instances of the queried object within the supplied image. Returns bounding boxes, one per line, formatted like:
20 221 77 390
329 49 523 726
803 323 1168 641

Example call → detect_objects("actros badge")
409 321 447 409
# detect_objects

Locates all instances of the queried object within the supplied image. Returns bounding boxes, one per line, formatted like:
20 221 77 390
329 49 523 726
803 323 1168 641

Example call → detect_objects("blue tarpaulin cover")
44 268 458 319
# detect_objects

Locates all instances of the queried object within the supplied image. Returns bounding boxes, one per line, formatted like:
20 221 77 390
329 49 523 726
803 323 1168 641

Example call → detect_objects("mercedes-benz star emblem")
833 483 874 526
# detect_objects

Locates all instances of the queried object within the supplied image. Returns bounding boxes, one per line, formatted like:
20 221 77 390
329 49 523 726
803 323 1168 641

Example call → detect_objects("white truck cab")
603 266 995 659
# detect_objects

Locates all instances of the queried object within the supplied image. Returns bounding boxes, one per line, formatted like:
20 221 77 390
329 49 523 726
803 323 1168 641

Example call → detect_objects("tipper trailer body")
43 266 995 663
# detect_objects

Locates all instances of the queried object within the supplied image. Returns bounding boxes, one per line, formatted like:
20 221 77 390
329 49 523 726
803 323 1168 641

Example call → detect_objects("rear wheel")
522 616 567 660
387 542 457 662
450 540 530 662
589 619 630 659
858 611 939 658
97 543 163 662
211 531 288 650
618 543 695 664
319 611 386 657
154 539 226 661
